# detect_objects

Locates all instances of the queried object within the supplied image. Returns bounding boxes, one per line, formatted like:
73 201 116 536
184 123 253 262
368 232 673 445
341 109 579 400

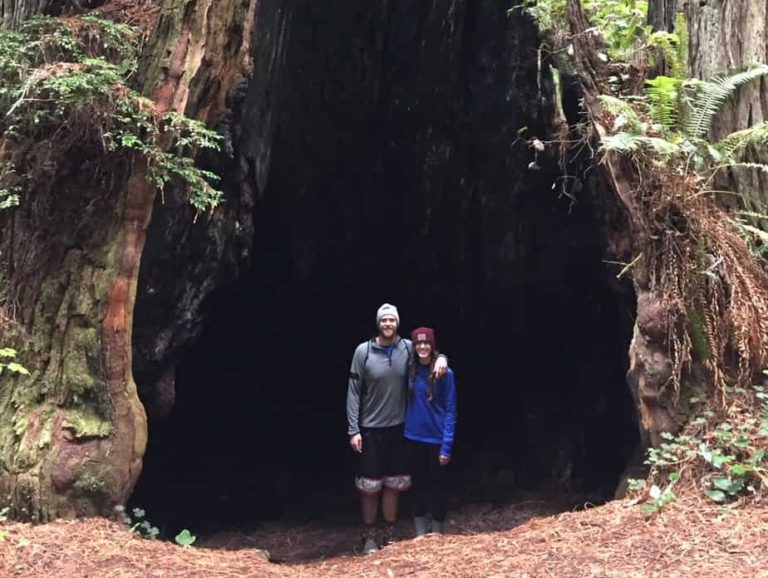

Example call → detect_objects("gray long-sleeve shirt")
346 337 412 435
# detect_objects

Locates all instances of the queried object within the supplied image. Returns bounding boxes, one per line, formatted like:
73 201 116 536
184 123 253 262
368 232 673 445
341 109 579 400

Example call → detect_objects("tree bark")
648 0 676 32
685 0 768 216
0 0 256 520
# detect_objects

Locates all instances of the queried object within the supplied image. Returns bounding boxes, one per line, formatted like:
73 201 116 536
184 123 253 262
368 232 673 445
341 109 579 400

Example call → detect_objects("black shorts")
354 425 411 494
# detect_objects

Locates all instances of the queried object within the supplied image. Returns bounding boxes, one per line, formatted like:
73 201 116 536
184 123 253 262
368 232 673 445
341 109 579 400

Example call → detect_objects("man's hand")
433 355 448 379
350 433 363 453
439 454 450 466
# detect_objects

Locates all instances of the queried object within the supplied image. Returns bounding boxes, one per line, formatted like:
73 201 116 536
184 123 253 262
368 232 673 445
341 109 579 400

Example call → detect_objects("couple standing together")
346 303 458 555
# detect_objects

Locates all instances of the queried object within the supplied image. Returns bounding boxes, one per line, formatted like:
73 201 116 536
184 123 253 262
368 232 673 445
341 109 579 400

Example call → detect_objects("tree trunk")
567 0 680 448
686 0 768 212
648 0 676 32
0 0 255 520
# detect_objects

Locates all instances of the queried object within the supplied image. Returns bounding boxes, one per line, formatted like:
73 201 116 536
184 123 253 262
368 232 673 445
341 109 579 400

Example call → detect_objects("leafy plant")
0 14 222 214
115 505 160 539
0 348 29 376
601 66 768 159
625 477 646 492
641 475 678 514
517 0 673 64
683 65 768 139
637 384 768 507
644 75 679 135
175 528 197 547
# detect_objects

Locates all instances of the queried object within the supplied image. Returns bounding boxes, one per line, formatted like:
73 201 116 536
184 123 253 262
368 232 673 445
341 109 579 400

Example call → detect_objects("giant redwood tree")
3 0 768 522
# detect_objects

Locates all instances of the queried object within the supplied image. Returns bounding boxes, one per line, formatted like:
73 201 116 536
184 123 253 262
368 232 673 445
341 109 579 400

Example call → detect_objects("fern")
718 162 768 174
734 221 768 244
645 75 681 135
683 64 768 139
598 94 643 133
715 122 768 160
600 132 679 157
735 210 768 221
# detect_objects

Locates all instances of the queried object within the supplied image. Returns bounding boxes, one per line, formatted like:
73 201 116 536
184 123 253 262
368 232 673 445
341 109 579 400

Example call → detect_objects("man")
346 303 447 554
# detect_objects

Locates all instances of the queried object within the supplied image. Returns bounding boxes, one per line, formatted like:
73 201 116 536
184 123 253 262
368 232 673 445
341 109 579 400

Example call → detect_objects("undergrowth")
0 14 222 213
518 0 683 72
115 505 196 547
629 379 768 511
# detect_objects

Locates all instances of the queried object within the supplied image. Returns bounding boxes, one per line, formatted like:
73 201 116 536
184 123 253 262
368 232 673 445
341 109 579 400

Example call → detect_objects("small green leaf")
733 436 750 448
699 443 713 464
175 529 196 547
6 362 29 375
712 476 732 491
730 464 751 476
707 489 727 503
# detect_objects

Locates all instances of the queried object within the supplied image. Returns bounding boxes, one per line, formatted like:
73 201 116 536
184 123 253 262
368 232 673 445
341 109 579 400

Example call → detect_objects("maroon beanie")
411 327 437 349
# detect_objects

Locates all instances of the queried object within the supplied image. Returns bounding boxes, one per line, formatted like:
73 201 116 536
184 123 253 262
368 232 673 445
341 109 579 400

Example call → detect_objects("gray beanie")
376 303 400 325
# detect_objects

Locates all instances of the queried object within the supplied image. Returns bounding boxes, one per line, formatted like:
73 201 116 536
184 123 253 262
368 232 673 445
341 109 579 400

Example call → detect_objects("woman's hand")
439 454 450 466
350 433 363 453
433 355 448 378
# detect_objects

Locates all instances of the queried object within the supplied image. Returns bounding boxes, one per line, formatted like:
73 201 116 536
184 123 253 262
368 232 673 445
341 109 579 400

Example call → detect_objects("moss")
14 408 56 470
61 327 101 398
12 414 28 437
73 470 106 493
63 407 112 439
37 418 52 449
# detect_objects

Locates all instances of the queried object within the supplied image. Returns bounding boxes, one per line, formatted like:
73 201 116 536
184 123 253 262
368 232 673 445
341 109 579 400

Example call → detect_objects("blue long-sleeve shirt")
404 365 457 457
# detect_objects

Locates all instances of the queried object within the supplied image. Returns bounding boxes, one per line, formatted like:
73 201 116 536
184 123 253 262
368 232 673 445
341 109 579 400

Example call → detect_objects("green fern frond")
600 132 680 157
598 95 643 133
645 75 681 134
735 210 768 221
734 221 768 244
717 162 768 174
683 64 768 139
714 122 768 159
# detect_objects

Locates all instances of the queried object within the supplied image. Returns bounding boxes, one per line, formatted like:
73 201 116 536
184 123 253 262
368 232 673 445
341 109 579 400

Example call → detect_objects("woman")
404 326 457 535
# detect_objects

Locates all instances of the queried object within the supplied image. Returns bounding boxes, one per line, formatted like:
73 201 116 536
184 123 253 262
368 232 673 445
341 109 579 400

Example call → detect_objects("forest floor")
2 493 768 577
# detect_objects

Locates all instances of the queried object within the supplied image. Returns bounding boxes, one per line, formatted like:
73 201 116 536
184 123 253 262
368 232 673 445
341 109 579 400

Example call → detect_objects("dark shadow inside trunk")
129 176 639 536
130 0 640 537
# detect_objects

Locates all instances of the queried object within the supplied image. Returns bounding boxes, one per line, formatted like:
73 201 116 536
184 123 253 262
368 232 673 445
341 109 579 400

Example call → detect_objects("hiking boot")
431 519 444 534
362 535 379 555
361 527 378 555
381 523 396 546
413 516 429 537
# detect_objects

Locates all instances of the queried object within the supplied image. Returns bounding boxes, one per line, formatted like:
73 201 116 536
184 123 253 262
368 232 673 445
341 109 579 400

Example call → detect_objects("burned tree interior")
129 0 641 535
